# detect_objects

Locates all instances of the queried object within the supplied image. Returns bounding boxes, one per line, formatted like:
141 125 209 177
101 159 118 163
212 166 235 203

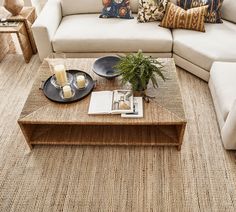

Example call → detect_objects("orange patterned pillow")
160 2 208 32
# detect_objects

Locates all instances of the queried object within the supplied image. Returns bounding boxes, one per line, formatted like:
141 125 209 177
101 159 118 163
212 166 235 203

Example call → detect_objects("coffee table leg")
16 24 33 63
177 145 182 151
177 123 186 151
18 122 33 150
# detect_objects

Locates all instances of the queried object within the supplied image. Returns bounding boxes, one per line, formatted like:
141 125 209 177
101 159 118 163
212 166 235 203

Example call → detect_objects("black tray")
42 70 95 103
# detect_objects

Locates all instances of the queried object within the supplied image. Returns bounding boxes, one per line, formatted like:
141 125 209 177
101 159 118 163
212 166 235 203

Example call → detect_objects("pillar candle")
54 64 67 86
76 75 86 89
63 85 73 98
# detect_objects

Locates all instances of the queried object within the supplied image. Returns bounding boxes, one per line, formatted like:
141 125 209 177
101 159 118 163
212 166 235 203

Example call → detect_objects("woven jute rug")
0 54 236 211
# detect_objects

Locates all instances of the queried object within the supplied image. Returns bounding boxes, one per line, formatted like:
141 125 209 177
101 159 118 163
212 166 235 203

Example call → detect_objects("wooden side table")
6 7 37 54
0 22 33 63
0 7 37 62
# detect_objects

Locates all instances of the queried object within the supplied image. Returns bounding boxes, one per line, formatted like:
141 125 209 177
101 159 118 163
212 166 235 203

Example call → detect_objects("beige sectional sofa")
173 21 236 81
32 0 236 149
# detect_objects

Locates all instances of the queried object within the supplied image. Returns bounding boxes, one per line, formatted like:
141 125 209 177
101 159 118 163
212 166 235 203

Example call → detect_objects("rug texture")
0 54 236 211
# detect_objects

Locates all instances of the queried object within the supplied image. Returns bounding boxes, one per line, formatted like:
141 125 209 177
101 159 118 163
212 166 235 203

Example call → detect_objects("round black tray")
42 70 95 103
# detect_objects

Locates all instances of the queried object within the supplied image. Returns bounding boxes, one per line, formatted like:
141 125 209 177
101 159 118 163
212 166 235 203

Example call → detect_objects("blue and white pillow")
100 0 134 19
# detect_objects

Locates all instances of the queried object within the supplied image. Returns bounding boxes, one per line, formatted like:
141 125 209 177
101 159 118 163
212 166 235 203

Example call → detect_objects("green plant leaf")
114 51 167 91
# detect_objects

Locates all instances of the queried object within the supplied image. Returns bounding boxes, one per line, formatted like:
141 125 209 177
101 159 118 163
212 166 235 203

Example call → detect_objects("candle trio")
53 64 87 99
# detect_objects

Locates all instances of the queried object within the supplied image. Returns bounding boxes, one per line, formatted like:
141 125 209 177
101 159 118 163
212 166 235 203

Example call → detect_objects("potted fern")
115 50 166 96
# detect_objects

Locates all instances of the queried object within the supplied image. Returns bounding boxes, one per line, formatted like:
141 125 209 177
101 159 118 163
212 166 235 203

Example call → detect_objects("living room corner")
0 0 236 211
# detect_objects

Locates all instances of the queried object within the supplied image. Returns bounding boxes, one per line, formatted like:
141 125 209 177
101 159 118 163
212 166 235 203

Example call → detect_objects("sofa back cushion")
222 0 236 23
130 0 139 13
177 0 224 23
61 0 139 16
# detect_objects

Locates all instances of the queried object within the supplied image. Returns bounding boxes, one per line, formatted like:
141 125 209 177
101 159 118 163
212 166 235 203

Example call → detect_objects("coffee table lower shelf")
18 123 186 151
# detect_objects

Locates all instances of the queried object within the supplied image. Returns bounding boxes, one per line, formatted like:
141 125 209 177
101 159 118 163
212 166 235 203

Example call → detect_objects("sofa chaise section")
209 62 236 150
173 21 236 81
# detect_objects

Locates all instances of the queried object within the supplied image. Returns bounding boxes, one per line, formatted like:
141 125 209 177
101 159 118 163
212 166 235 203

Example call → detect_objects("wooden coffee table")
18 58 187 150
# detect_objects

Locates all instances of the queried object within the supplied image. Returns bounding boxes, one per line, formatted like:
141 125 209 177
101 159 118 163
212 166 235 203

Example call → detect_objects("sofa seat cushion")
52 14 172 53
173 20 236 71
210 62 236 121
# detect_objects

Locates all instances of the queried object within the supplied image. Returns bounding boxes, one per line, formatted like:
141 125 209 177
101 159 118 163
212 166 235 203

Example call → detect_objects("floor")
0 53 236 211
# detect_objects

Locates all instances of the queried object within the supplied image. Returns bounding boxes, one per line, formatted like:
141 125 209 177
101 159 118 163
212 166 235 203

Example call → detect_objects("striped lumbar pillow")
160 2 208 32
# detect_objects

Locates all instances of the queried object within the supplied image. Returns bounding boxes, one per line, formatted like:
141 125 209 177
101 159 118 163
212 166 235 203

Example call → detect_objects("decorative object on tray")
75 73 88 89
100 0 134 19
93 56 121 79
137 0 168 23
177 0 224 23
3 0 24 16
88 90 134 114
114 50 166 101
42 69 95 103
160 2 208 32
45 53 73 88
61 84 75 99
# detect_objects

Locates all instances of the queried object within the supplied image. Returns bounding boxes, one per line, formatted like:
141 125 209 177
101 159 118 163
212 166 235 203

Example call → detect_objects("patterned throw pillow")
160 2 208 32
137 0 169 23
100 0 134 19
177 0 224 23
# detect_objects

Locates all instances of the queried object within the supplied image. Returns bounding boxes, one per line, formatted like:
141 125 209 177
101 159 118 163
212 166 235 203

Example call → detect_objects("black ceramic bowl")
92 56 121 79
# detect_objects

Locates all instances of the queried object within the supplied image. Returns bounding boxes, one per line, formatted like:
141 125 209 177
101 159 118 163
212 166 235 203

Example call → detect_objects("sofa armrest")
221 100 236 150
32 0 62 61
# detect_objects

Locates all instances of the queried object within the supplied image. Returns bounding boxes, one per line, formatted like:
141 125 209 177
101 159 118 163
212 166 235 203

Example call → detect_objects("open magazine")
121 97 143 118
88 90 134 114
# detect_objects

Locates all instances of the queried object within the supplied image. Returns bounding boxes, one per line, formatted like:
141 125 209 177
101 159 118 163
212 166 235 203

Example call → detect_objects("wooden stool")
0 7 37 63
0 22 33 63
